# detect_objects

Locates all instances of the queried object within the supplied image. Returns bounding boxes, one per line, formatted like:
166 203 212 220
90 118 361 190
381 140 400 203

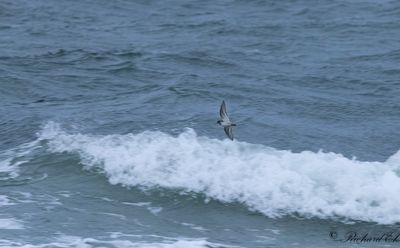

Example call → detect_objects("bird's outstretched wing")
224 126 234 140
219 100 230 122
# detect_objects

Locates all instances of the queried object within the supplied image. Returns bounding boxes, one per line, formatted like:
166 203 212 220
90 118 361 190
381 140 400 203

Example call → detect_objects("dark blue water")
1 0 400 247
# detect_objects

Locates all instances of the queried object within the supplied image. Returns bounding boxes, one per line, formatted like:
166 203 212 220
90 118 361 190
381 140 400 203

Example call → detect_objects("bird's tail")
231 123 237 126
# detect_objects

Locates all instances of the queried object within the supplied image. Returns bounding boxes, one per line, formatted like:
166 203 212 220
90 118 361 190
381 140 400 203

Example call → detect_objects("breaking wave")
22 122 400 224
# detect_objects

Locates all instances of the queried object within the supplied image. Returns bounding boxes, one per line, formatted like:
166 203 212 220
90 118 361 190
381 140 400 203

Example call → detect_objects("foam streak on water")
0 139 41 180
0 235 227 248
38 122 400 224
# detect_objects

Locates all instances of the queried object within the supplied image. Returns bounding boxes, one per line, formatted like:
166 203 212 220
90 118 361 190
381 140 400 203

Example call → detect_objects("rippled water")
1 0 400 247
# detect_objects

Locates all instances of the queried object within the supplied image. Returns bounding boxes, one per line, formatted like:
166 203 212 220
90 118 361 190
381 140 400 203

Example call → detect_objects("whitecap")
39 122 400 224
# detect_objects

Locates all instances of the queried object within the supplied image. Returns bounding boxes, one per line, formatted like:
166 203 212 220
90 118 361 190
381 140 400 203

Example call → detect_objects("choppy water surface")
1 0 400 247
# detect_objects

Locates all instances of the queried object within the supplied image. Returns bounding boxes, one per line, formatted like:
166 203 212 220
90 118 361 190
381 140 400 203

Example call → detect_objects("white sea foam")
181 222 207 231
0 235 230 248
148 206 163 215
0 139 41 180
0 158 19 179
39 122 400 224
122 202 151 207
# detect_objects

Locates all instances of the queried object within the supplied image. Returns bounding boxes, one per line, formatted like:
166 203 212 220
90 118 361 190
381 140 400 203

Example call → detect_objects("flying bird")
217 100 236 140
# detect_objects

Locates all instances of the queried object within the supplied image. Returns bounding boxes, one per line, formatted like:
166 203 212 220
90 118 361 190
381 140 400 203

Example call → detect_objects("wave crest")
40 122 400 224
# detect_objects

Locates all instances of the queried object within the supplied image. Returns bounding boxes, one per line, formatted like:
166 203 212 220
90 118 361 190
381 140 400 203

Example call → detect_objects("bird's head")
217 120 222 125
